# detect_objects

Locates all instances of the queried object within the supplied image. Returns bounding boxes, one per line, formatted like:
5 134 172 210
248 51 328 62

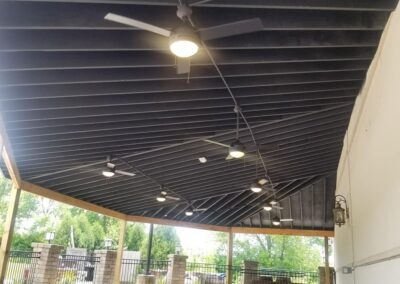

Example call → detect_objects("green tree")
213 233 323 272
125 223 146 251
141 225 181 260
0 177 12 235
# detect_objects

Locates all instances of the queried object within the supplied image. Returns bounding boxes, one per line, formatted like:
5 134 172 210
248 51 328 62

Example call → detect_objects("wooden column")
226 229 234 284
324 237 331 284
113 219 127 284
0 185 21 282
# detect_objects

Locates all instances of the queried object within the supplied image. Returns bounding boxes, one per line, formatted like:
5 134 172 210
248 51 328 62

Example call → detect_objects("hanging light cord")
201 42 269 178
185 11 271 186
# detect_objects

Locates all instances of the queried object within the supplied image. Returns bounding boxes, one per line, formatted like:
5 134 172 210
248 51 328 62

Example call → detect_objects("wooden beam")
226 228 234 284
324 236 331 284
113 220 126 284
231 227 334 237
0 114 21 188
21 181 126 220
0 185 21 282
22 180 335 236
125 215 230 232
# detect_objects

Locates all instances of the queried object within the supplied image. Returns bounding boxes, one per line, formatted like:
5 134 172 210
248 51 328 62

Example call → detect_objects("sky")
176 227 219 256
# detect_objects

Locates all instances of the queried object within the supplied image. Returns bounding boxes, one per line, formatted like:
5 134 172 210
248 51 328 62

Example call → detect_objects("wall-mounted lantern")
333 195 350 227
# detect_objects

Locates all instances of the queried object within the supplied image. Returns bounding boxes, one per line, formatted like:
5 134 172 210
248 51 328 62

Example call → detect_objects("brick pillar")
31 242 63 284
167 254 188 284
94 250 117 284
242 260 259 284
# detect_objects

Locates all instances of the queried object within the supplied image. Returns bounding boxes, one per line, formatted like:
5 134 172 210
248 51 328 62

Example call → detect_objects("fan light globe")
156 195 166 202
272 216 281 226
229 140 245 158
102 167 115 177
263 205 272 211
185 210 194 216
170 40 199 58
250 182 262 193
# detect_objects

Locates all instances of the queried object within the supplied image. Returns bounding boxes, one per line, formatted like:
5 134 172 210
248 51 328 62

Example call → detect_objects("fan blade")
199 18 263 41
281 219 294 222
104 13 171 37
273 205 284 210
193 208 208 212
176 57 190 74
165 196 181 201
203 139 230 148
115 170 136 177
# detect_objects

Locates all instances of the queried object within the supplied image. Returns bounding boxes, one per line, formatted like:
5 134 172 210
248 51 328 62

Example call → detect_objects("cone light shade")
250 182 262 193
229 140 245 158
156 195 166 202
272 216 281 226
102 167 115 177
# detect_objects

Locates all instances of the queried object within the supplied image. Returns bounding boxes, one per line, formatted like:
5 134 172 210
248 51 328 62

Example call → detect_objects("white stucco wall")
334 3 400 284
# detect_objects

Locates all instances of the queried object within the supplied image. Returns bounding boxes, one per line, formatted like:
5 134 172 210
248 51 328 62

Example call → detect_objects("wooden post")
113 219 127 284
324 237 331 284
226 229 234 284
0 185 21 282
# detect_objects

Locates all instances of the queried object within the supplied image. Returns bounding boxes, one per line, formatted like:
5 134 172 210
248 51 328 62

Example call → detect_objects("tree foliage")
212 232 323 271
141 225 181 260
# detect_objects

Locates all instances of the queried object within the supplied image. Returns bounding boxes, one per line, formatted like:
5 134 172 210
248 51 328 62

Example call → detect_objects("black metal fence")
120 259 170 284
242 268 319 284
56 254 100 284
186 262 243 284
5 250 40 284
186 263 319 284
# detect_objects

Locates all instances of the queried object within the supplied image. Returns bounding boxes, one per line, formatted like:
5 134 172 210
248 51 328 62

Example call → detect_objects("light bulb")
102 168 115 177
156 195 166 202
272 216 280 226
263 205 272 211
170 40 198 58
250 183 262 193
185 210 194 216
229 140 245 159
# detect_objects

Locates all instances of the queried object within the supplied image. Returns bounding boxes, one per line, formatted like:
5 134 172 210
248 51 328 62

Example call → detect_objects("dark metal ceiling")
0 0 397 231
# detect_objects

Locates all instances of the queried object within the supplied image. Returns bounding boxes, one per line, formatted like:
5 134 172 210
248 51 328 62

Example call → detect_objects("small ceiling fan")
104 1 263 74
272 216 293 226
185 205 208 216
102 155 136 177
263 201 285 211
156 191 181 202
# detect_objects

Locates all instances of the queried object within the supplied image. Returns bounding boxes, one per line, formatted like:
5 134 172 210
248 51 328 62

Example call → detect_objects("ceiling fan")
102 156 136 177
156 190 181 202
104 1 263 74
272 216 293 226
263 201 284 211
185 206 208 216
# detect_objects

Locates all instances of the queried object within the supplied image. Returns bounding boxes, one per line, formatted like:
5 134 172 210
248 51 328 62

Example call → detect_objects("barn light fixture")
185 209 194 216
229 140 245 158
102 166 115 177
333 195 349 227
263 204 273 211
156 194 167 202
250 181 262 193
272 216 281 226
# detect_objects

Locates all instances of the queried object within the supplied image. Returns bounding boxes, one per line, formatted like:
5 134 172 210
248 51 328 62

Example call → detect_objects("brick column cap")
168 254 188 260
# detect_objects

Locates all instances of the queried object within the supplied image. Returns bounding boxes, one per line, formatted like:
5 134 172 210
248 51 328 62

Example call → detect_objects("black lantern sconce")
333 195 350 227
